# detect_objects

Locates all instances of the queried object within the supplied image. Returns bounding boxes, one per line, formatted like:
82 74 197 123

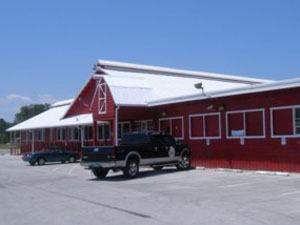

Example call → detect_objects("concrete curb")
255 170 290 176
196 166 291 176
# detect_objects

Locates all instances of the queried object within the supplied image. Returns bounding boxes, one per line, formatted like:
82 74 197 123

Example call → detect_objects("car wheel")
92 168 109 178
176 152 191 170
68 156 75 163
29 161 35 166
152 166 163 170
123 158 139 179
37 157 46 165
61 161 66 164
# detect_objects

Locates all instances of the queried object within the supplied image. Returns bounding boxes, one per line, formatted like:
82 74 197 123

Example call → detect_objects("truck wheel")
37 157 46 165
176 152 191 170
68 156 75 163
29 161 35 166
92 168 109 178
123 158 139 179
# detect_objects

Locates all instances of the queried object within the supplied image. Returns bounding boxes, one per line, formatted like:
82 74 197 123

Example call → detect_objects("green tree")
0 118 12 144
14 104 50 124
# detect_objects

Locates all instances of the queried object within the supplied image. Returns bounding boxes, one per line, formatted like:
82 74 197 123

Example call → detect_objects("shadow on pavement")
87 167 196 182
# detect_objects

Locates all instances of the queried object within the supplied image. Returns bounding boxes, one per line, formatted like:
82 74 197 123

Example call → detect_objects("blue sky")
0 0 300 122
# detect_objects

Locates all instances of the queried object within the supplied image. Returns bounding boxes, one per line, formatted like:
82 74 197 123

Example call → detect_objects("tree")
0 118 12 144
14 104 50 124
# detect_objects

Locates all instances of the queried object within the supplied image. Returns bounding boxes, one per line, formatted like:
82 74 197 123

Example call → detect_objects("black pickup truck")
80 132 191 179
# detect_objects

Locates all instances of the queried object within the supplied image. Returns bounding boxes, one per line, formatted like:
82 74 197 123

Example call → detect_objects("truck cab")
80 132 191 179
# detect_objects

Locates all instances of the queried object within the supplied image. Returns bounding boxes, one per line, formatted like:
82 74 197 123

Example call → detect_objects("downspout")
115 105 120 146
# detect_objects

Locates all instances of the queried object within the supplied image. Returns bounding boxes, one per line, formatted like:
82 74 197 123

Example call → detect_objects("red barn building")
8 60 300 172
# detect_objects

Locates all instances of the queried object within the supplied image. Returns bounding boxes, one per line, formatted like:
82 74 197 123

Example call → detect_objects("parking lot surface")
1 155 300 225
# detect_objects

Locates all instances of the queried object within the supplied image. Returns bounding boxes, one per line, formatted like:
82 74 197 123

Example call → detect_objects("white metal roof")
7 102 93 132
148 77 300 106
94 62 271 106
97 60 272 84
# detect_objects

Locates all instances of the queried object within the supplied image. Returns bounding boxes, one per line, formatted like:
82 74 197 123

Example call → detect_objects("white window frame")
57 127 66 141
85 125 93 141
270 105 300 138
98 83 107 115
158 116 184 140
118 121 131 140
226 108 266 139
36 129 44 141
133 120 153 132
68 127 80 142
189 112 221 140
97 123 111 141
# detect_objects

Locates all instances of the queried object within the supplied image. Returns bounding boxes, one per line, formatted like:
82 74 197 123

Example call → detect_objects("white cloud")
0 94 32 104
37 94 57 104
0 93 58 122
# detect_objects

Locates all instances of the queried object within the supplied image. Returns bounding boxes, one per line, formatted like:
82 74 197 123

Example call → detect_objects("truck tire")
29 161 35 166
37 157 46 165
176 152 191 170
123 158 139 179
92 168 109 178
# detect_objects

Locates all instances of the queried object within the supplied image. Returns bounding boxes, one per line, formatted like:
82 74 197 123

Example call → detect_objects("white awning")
7 104 93 132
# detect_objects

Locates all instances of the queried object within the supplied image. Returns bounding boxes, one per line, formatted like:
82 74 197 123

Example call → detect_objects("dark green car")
22 148 80 166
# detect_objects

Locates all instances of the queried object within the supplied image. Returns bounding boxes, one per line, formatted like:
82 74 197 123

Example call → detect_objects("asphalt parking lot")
1 156 300 225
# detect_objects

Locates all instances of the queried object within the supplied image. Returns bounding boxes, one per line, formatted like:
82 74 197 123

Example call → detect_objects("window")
295 108 300 134
271 105 300 137
159 117 184 139
134 120 153 132
57 128 66 141
69 127 80 141
36 129 44 141
85 126 93 140
98 123 111 141
226 109 265 138
118 122 131 139
189 113 221 139
98 82 107 114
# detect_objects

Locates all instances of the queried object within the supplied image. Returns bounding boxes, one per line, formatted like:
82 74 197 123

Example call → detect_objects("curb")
195 166 291 176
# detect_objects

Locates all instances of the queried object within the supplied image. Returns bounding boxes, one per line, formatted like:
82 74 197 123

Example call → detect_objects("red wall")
150 87 300 172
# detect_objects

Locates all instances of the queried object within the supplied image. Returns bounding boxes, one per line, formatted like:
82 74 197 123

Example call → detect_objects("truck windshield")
121 133 150 145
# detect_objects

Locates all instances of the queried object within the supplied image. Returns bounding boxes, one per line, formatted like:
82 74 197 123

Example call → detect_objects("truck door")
150 134 168 162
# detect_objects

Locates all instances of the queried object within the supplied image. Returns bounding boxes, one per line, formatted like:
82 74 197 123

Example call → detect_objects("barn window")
97 123 111 141
159 117 184 139
85 126 93 140
134 120 153 132
189 113 221 139
226 109 265 138
98 83 107 114
56 127 66 141
69 127 79 141
118 122 131 139
271 105 300 137
36 129 44 141
295 108 300 134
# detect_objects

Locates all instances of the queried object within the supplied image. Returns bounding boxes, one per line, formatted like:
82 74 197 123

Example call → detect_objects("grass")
0 144 11 155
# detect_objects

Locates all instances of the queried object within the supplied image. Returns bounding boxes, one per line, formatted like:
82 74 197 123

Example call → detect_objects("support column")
114 106 120 146
32 130 35 153
80 126 85 148
92 121 97 146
